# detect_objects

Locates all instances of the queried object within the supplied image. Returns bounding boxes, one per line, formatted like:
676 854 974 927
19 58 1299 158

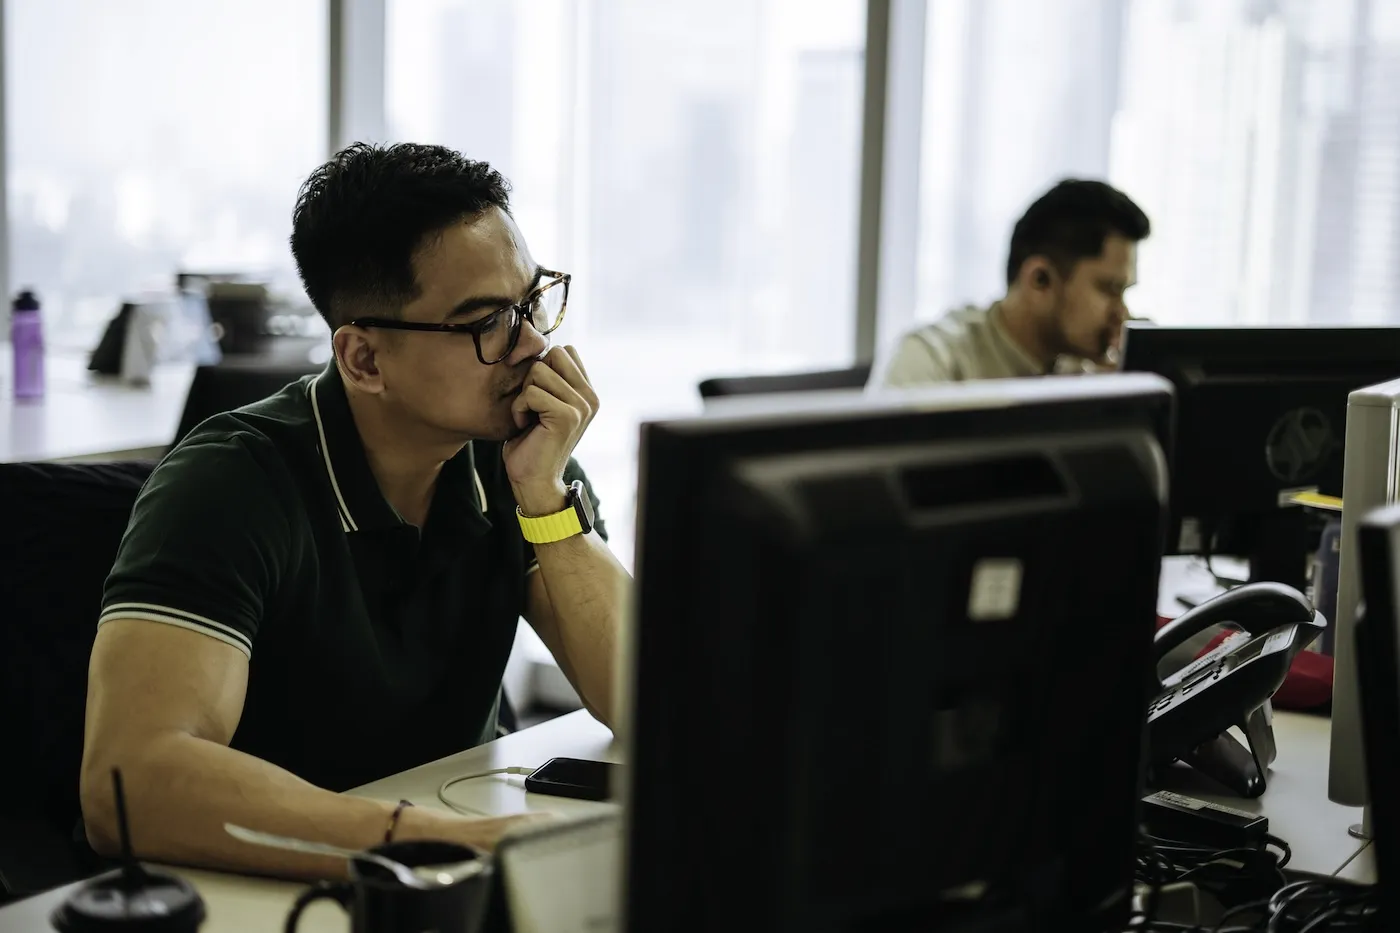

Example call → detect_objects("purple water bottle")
12 289 44 399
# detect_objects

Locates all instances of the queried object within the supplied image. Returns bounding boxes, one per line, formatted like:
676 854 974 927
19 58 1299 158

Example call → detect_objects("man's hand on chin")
503 346 598 515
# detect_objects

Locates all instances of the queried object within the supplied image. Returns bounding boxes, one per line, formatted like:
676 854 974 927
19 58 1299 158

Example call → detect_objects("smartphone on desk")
524 757 619 801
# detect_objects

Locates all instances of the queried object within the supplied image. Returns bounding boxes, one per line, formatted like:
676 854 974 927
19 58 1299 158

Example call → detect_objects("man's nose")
509 319 550 365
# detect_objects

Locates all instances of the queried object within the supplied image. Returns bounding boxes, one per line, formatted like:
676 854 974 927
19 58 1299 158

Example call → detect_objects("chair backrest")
0 460 156 895
172 360 322 448
696 364 873 400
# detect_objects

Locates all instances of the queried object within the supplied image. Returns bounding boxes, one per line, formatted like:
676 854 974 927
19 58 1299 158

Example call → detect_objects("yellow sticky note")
1288 491 1343 512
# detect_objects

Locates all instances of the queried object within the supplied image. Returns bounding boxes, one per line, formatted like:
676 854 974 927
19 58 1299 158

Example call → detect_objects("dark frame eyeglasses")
349 270 570 365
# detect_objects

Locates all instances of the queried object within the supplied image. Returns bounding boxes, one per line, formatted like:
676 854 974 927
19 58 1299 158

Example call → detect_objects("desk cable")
1131 830 1378 932
437 766 535 817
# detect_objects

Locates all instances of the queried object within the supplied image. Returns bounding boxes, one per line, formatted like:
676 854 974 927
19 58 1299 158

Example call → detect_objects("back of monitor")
1329 378 1400 806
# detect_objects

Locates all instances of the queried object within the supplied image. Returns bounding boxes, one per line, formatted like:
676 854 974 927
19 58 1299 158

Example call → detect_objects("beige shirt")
873 303 1050 388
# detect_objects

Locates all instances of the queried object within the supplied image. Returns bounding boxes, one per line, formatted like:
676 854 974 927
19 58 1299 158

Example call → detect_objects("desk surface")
0 707 1370 931
1153 710 1371 881
0 339 330 463
0 353 192 462
0 712 615 933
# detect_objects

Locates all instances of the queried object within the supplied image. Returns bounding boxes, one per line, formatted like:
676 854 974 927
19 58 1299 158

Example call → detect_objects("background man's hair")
1005 179 1150 286
290 141 512 328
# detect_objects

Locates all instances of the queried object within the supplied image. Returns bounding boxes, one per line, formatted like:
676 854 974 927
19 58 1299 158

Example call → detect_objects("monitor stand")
1350 805 1373 841
1246 509 1311 593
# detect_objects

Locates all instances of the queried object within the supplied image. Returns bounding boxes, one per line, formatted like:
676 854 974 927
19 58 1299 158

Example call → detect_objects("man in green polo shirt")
78 142 631 878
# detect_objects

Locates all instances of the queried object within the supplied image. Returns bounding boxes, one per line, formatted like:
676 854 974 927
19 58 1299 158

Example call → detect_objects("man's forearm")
532 531 630 725
81 731 485 880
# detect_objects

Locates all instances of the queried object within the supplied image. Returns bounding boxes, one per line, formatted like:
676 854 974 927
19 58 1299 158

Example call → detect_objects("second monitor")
1121 323 1400 590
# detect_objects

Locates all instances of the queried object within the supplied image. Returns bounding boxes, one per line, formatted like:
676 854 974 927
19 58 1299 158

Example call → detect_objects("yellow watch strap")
517 502 584 544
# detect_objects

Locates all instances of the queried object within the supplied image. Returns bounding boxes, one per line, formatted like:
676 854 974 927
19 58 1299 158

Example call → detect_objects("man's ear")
1020 256 1060 293
333 326 386 395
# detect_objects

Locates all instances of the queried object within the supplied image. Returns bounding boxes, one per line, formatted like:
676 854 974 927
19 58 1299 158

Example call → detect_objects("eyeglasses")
349 270 570 365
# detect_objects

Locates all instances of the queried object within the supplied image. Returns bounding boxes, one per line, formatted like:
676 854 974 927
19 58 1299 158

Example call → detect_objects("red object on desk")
1155 614 1334 711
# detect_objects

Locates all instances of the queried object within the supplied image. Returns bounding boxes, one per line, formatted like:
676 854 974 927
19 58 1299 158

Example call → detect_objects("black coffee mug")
283 840 492 933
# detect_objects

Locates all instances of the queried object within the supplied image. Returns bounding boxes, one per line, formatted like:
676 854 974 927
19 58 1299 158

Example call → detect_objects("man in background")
873 179 1150 387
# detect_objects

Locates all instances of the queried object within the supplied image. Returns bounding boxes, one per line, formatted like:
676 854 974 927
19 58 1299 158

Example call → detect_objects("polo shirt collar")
308 364 492 536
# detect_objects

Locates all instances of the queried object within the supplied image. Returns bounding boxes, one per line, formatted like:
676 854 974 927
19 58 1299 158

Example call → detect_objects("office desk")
0 706 1370 933
0 712 614 933
0 353 192 462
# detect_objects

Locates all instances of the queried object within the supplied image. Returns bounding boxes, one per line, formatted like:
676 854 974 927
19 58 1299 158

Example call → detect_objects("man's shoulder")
140 430 298 532
913 304 994 346
880 304 993 381
169 380 318 481
890 305 989 361
149 387 322 520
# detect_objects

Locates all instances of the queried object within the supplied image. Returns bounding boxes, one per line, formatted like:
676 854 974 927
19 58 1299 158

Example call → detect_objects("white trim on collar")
473 468 488 512
308 380 490 530
308 380 356 532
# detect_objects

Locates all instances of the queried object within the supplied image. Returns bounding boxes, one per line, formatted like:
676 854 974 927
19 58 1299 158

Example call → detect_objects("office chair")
171 359 323 449
696 363 872 400
0 460 156 900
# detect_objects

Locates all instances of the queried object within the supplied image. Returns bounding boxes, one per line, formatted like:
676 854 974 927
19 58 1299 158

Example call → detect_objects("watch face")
570 480 595 531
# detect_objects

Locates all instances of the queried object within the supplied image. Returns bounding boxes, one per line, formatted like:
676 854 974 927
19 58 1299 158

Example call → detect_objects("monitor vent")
900 455 1065 512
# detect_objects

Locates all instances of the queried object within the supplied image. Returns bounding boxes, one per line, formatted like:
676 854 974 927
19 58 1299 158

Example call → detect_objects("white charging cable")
437 766 535 817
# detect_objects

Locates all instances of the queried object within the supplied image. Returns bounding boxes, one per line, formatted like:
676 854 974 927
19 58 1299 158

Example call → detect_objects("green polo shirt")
100 363 604 791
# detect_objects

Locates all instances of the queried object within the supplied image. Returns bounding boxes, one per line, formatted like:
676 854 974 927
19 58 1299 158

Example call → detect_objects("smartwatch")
516 479 595 544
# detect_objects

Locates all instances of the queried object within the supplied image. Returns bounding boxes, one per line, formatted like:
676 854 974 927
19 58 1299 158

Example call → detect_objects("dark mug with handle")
284 840 492 933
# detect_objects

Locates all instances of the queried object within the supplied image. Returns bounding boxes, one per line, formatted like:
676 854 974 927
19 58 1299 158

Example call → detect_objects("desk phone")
1148 582 1325 797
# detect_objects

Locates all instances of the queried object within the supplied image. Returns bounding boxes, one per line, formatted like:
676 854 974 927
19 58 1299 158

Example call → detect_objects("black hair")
1005 179 1150 286
290 141 513 328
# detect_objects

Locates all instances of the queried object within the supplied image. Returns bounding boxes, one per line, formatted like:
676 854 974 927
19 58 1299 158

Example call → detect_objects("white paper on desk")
120 303 160 384
500 813 620 933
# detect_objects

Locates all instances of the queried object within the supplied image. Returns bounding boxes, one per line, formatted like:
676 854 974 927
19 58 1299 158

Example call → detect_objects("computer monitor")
1356 503 1400 916
1120 324 1400 590
1330 378 1400 813
622 374 1173 933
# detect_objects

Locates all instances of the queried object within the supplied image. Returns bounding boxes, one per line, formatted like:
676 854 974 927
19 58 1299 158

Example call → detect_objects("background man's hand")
503 346 598 516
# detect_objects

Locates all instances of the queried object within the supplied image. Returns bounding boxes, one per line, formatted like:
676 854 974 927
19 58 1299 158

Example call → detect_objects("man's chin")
490 408 535 443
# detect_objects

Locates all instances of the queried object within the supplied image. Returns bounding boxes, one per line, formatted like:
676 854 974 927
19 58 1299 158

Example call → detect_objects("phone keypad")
1150 663 1225 719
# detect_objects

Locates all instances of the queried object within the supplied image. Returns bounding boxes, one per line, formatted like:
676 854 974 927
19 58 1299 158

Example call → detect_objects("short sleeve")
99 435 295 658
523 457 607 576
873 329 954 389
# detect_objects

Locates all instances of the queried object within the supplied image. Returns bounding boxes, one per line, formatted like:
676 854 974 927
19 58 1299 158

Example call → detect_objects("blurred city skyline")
6 0 327 341
914 0 1400 333
387 0 866 562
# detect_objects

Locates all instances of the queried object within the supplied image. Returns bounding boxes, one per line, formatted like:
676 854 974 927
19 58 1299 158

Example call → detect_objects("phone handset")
1148 582 1325 798
1155 582 1316 661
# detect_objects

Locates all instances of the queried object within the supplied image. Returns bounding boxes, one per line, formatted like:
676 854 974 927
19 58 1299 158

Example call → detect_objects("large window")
388 0 867 564
910 0 1400 338
5 0 328 349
